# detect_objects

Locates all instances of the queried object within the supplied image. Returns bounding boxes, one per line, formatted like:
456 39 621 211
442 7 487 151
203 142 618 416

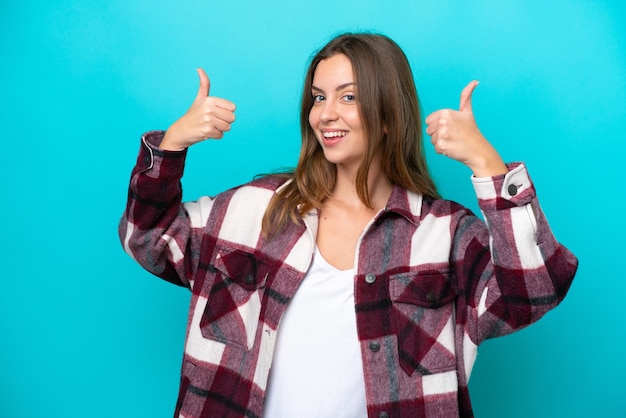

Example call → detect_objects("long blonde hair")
262 32 440 237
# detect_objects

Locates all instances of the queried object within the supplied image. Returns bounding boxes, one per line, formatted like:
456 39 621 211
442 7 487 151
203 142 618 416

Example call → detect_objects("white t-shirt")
263 247 368 417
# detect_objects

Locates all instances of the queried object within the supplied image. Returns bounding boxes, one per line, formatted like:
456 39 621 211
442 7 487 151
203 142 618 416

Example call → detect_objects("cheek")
308 108 318 128
346 108 362 129
308 109 323 144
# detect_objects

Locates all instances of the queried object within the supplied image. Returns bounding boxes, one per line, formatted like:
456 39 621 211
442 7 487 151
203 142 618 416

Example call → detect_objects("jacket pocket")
388 269 458 376
200 247 270 350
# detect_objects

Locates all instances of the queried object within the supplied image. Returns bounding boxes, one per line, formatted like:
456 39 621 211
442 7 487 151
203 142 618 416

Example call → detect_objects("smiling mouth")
321 130 348 146
322 130 348 138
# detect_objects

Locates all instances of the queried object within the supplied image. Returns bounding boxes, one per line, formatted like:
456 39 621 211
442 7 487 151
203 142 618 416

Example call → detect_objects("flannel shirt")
119 131 577 418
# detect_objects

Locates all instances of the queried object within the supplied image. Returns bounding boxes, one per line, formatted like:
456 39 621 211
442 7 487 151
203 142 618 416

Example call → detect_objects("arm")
426 83 578 343
454 164 577 343
118 69 236 287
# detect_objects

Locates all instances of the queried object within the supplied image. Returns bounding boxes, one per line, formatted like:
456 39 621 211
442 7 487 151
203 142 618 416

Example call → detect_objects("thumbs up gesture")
425 81 507 177
159 69 236 151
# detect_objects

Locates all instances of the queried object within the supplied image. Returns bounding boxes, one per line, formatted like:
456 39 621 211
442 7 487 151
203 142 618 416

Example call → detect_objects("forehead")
312 54 355 86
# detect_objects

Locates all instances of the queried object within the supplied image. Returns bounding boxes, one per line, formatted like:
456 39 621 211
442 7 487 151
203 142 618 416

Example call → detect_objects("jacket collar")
298 184 424 226
382 184 424 226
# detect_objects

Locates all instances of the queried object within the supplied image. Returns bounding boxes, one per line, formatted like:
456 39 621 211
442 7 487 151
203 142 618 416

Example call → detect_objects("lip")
320 129 348 147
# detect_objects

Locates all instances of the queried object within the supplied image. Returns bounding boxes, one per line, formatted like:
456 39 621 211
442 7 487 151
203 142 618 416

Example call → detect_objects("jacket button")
245 274 254 284
379 412 389 418
426 291 436 302
365 273 376 284
508 184 518 196
369 341 381 352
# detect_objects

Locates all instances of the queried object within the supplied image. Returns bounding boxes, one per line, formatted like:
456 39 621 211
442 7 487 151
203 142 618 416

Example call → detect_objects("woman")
119 33 577 417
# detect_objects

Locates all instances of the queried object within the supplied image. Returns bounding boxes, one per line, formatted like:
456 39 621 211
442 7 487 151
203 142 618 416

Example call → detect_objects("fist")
425 81 507 177
160 68 236 151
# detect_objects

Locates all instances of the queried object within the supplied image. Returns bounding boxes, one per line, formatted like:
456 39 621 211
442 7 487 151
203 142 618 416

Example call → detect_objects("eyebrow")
311 82 356 93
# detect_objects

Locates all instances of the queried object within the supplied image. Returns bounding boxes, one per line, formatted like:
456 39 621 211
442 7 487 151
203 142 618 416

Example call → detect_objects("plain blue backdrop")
2 1 624 416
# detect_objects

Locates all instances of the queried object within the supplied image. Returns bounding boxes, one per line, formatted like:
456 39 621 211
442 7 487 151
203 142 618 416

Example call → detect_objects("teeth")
322 131 348 138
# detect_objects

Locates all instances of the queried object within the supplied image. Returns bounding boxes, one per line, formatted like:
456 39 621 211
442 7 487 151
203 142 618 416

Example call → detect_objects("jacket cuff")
472 162 536 210
135 131 188 178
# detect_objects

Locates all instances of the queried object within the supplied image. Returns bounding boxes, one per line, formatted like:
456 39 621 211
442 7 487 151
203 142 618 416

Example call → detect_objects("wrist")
468 152 508 178
159 127 187 151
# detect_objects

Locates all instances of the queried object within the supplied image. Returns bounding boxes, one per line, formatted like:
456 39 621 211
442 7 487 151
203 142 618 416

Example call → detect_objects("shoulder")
421 195 475 219
209 175 292 216
231 175 292 201
245 174 293 192
387 186 475 225
215 175 292 199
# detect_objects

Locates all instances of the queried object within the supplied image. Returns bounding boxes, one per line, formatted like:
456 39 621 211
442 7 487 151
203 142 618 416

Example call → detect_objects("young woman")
119 33 577 418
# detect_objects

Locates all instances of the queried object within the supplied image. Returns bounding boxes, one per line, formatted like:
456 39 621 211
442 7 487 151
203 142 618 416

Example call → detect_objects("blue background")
2 1 624 416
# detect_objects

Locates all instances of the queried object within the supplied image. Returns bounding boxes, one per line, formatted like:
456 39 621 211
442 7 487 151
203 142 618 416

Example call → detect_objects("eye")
342 93 356 102
313 94 325 103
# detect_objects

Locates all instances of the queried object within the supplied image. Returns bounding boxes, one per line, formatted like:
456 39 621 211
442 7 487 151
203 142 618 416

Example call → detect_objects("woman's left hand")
425 81 508 177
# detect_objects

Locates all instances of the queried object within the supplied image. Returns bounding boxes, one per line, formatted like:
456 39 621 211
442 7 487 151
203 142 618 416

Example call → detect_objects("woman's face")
308 54 366 171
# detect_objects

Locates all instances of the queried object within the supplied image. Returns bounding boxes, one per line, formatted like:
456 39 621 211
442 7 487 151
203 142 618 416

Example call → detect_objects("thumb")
459 80 479 113
194 68 210 101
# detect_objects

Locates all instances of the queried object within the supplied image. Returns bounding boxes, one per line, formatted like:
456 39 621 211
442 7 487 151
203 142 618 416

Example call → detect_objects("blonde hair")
262 32 439 237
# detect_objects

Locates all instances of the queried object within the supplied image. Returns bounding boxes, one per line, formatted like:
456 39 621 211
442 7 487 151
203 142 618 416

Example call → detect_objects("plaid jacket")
119 131 577 418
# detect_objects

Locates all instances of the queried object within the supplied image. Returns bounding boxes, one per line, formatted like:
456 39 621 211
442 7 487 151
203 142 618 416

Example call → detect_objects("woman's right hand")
159 68 236 151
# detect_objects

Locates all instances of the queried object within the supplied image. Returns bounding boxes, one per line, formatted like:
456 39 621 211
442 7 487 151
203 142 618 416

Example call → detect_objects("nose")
319 100 338 122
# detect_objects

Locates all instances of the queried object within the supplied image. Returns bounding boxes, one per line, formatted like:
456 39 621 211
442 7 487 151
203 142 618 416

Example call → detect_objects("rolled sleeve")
134 130 188 178
472 162 536 210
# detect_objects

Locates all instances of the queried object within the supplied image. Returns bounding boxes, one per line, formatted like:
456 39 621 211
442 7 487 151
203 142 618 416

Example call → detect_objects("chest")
316 204 381 270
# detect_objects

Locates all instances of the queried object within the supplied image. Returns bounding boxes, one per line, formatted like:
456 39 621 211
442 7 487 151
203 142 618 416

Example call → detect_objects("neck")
331 158 393 211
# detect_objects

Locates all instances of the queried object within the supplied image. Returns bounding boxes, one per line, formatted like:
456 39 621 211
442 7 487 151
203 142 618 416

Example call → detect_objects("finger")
425 110 438 125
210 97 237 113
425 110 449 136
195 68 211 101
211 106 236 124
425 109 447 126
459 80 479 113
213 118 233 133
